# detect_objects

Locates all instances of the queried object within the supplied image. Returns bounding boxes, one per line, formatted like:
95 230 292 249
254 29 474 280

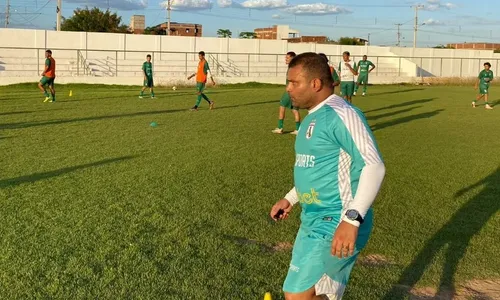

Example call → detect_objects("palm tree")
217 29 232 38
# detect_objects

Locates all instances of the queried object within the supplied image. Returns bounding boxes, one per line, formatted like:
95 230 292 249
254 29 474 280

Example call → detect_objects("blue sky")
1 0 499 47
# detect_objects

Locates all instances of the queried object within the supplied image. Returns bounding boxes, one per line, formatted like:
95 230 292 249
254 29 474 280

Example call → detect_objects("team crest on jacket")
306 120 316 139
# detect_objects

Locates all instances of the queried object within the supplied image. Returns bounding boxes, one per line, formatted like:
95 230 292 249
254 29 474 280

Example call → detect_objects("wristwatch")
345 209 364 224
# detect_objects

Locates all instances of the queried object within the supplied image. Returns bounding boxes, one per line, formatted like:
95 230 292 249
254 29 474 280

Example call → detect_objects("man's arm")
142 63 147 78
42 59 50 76
205 63 216 85
349 62 358 76
369 62 376 73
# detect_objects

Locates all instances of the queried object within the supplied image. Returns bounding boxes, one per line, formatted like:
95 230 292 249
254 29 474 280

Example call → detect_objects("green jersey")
294 94 383 232
358 60 374 73
479 69 493 85
142 62 153 77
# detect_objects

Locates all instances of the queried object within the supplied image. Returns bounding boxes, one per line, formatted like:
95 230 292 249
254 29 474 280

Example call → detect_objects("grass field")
1 83 499 299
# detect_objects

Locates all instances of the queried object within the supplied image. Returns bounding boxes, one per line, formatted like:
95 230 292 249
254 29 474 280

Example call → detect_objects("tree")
239 32 256 39
433 44 454 49
217 29 232 38
338 37 365 46
61 7 129 33
144 26 165 35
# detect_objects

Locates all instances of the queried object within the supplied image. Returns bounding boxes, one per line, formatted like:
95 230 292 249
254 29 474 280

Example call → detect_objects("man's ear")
311 78 323 92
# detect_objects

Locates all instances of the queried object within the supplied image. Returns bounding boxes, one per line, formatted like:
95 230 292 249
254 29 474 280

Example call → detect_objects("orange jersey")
196 59 210 83
44 57 56 78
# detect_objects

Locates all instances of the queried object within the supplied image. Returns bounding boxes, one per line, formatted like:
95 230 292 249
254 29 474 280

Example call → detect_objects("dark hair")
147 54 151 58
286 51 296 57
318 53 328 63
198 51 205 56
46 50 52 54
363 55 367 58
484 62 491 67
343 51 350 56
288 52 333 87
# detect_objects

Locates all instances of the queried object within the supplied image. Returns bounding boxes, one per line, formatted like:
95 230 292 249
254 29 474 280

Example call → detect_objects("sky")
1 0 499 47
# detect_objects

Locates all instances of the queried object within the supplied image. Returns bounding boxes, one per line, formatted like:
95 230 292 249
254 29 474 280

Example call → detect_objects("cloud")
65 0 148 10
284 3 351 15
272 14 282 19
217 0 233 8
422 18 445 26
239 0 287 9
421 0 456 11
160 0 212 10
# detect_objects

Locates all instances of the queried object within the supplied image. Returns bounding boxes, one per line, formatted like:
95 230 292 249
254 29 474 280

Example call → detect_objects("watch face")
346 210 359 220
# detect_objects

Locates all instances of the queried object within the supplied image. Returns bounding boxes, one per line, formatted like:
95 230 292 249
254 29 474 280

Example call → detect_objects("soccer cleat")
190 106 198 111
485 104 493 110
362 92 366 96
151 95 155 99
209 101 215 110
472 102 476 108
290 130 298 135
272 128 284 134
139 95 144 99
43 97 50 102
353 92 357 96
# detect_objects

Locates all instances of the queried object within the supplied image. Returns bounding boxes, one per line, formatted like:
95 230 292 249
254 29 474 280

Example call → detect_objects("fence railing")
0 47 499 79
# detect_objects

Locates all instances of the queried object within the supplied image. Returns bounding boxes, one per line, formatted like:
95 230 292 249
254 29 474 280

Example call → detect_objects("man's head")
146 54 151 62
286 52 334 110
198 51 205 61
285 51 296 65
45 50 52 58
342 51 350 62
363 55 368 61
484 62 491 70
318 53 329 63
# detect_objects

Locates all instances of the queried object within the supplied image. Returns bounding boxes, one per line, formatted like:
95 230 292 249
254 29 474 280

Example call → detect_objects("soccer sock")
295 121 301 131
201 93 210 103
354 85 358 92
51 92 56 101
278 119 284 129
195 95 202 106
44 90 49 97
151 91 155 97
140 90 144 96
363 85 368 93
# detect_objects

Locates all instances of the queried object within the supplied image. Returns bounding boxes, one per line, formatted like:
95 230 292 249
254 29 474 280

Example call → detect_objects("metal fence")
0 47 498 79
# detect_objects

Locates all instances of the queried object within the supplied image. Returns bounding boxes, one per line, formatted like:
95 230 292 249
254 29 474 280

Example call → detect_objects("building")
447 43 500 50
287 36 328 44
254 25 300 40
159 22 202 37
130 15 145 34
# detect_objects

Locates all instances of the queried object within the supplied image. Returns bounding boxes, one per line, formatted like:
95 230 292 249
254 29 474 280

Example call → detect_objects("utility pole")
5 0 10 28
166 0 172 36
396 23 402 47
56 0 62 31
367 33 371 45
413 5 424 48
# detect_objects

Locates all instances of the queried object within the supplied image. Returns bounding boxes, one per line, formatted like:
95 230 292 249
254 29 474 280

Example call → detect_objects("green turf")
0 83 499 299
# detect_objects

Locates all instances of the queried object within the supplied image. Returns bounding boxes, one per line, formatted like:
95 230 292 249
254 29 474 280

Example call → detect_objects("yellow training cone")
69 90 73 97
264 292 272 300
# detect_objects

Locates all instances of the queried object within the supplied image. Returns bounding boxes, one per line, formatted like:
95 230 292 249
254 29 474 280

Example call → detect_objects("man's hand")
187 74 194 80
211 79 216 86
270 199 293 221
331 221 359 258
474 85 478 90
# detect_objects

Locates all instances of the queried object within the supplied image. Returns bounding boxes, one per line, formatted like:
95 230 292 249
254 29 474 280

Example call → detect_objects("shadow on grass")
364 98 435 114
382 167 500 299
0 155 137 188
371 109 444 132
0 100 278 130
366 106 422 121
371 88 425 96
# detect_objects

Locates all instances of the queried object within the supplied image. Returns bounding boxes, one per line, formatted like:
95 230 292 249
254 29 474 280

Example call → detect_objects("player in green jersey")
270 53 385 300
318 53 340 88
139 54 155 99
273 51 301 135
338 51 358 103
473 62 494 109
354 55 375 96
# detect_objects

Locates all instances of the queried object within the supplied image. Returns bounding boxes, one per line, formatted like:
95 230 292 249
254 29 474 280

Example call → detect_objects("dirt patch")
359 254 395 267
272 242 293 252
223 235 292 253
407 279 500 300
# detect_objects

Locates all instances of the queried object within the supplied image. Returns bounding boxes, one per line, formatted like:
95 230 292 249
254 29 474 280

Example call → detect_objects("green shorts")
196 82 206 93
357 74 369 85
40 76 55 86
479 83 489 95
341 82 355 97
280 92 299 110
143 77 154 88
283 209 373 296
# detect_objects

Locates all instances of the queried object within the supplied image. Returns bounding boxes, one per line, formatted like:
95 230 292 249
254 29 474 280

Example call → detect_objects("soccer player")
38 49 56 103
318 53 340 87
338 51 358 103
473 62 494 109
354 55 376 96
270 52 385 300
139 54 155 99
187 51 215 111
272 51 301 135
